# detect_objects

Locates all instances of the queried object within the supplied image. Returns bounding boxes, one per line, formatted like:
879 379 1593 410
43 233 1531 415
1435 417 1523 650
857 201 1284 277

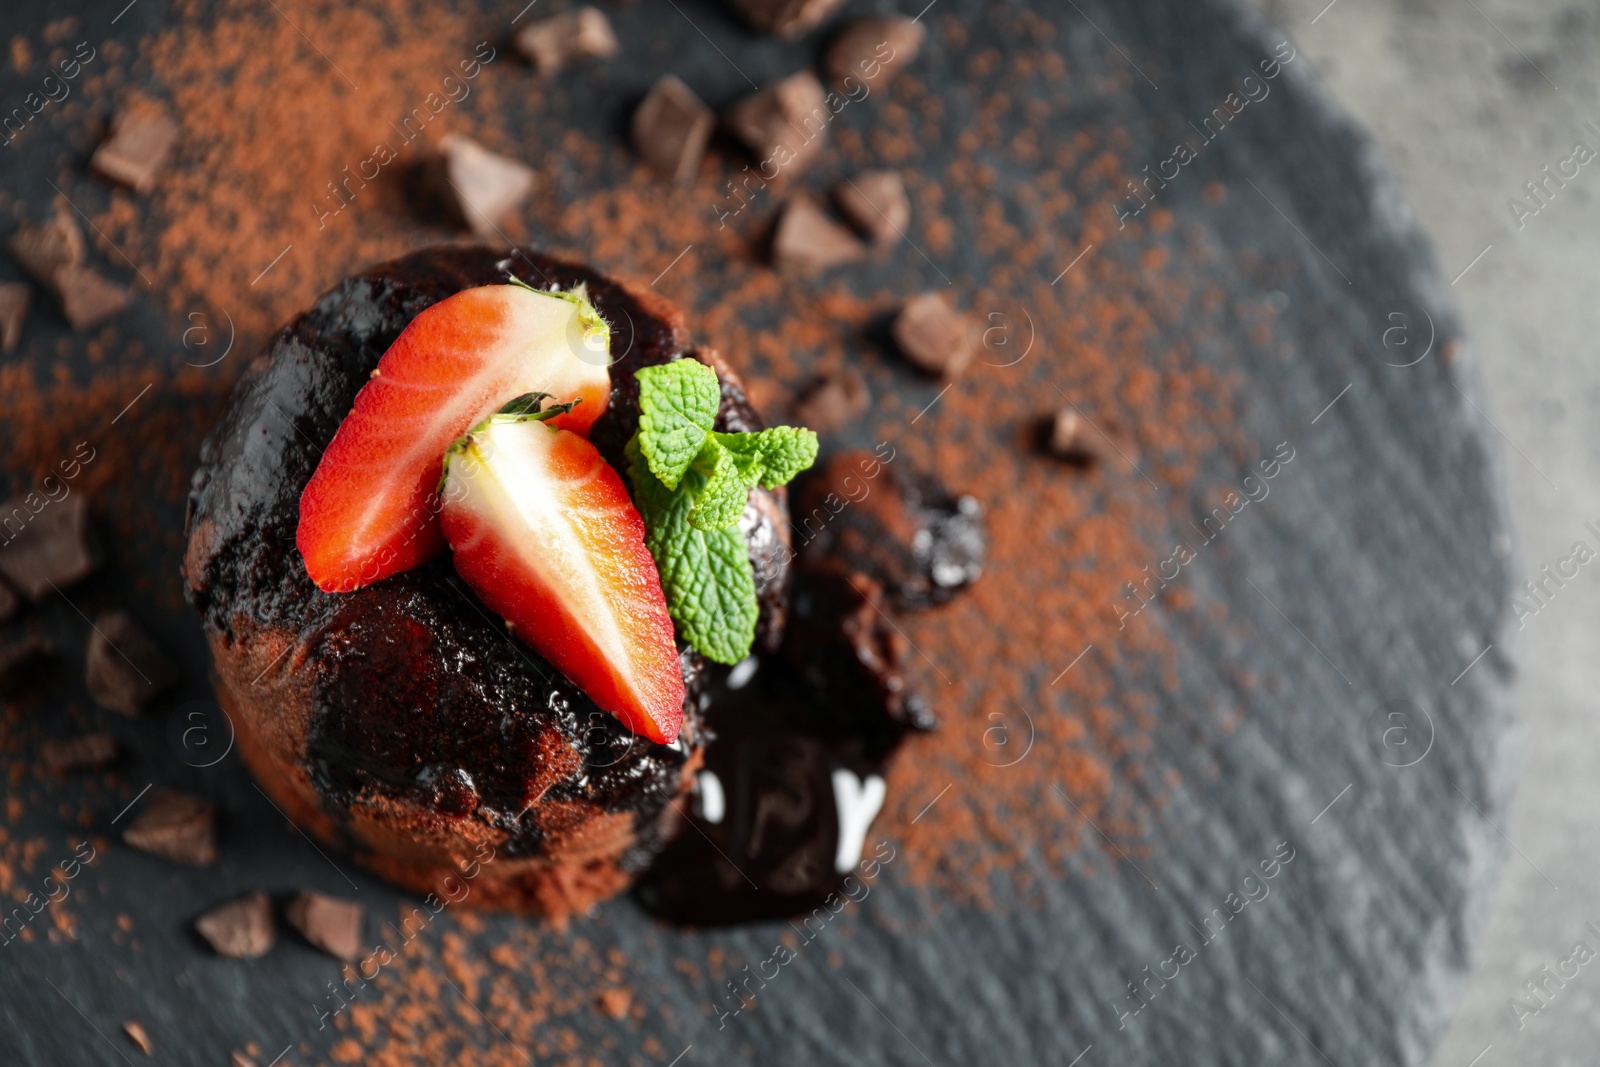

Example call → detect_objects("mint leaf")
689 443 750 531
636 360 721 490
714 426 819 489
628 438 757 664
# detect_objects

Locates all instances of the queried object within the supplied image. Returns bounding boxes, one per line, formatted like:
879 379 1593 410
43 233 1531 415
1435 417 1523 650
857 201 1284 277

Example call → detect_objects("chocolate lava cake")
183 247 791 917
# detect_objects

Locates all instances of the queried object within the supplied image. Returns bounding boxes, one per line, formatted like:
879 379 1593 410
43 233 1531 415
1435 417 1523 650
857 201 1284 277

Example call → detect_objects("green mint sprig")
628 359 819 664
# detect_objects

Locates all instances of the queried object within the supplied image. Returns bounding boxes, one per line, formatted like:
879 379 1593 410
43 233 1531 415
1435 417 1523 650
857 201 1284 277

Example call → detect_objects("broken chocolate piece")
771 196 864 273
824 16 926 91
40 733 119 774
796 450 985 610
53 263 130 330
596 987 632 1019
231 1053 259 1067
195 892 275 959
285 891 363 961
724 71 830 177
0 494 98 601
87 611 180 716
892 292 977 378
1046 408 1097 466
123 1020 153 1055
631 75 714 185
8 200 84 284
0 636 53 692
0 282 29 353
0 577 17 623
833 170 910 245
91 111 180 193
435 134 535 240
123 790 218 866
515 7 618 74
727 0 847 38
792 368 869 432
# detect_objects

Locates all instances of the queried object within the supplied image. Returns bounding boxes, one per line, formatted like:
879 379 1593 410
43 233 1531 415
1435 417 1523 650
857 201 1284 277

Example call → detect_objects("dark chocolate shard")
771 196 864 273
727 0 847 38
0 494 98 600
833 170 910 245
91 111 180 193
54 264 130 330
433 134 536 241
515 7 618 74
123 790 218 866
0 576 18 623
0 282 30 353
632 76 714 185
86 611 180 716
1046 408 1098 466
724 71 830 177
823 17 926 91
0 636 53 693
40 733 119 774
8 199 85 284
285 891 363 961
194 891 276 958
893 291 978 378
792 368 870 432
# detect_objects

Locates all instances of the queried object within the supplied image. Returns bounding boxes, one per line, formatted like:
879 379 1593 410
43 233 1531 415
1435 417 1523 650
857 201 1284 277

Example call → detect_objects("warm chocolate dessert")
184 247 792 917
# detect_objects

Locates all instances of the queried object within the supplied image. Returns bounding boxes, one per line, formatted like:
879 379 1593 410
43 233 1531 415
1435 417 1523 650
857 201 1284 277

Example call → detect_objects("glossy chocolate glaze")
184 246 789 870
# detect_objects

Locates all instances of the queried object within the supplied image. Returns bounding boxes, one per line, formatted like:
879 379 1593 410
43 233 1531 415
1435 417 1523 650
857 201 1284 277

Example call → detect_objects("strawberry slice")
297 283 612 593
439 410 686 744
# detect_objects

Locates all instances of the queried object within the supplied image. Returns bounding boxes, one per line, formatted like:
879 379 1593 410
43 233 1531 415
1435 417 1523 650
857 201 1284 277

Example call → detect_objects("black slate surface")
0 1 1517 1065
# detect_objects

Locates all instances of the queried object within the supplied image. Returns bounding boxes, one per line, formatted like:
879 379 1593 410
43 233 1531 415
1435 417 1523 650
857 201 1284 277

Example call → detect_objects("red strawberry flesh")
297 284 611 593
440 416 686 744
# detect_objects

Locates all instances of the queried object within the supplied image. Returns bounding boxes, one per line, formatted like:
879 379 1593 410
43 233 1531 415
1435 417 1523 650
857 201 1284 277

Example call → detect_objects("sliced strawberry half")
297 283 612 593
439 412 685 744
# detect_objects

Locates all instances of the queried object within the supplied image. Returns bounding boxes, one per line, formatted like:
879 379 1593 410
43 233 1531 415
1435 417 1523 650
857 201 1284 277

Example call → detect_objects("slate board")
0 0 1518 1065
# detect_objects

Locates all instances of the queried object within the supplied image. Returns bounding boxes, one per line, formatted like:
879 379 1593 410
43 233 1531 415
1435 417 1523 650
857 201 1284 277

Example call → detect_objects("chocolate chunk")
123 1020 153 1055
631 76 713 185
793 368 869 431
53 263 130 330
0 494 98 601
771 196 864 273
285 891 363 961
824 17 926 91
0 282 30 353
515 7 618 74
596 987 632 1019
727 0 847 38
40 733 119 774
725 71 830 177
86 611 179 715
435 134 535 240
91 111 180 193
8 200 84 284
194 892 275 959
796 450 986 609
0 577 17 623
0 636 53 692
833 171 910 245
892 292 977 378
231 1054 259 1067
123 790 218 866
1046 408 1097 466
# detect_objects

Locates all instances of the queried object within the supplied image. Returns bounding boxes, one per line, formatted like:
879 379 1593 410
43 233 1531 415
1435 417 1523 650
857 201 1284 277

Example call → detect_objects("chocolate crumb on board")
123 1020 153 1055
40 732 119 774
727 0 847 38
724 71 830 177
123 790 218 866
631 75 714 185
0 281 29 353
833 170 910 245
892 292 978 378
823 16 926 91
0 577 17 623
1046 408 1097 466
86 610 180 716
54 263 130 330
771 195 865 273
91 111 180 193
195 891 276 959
793 368 870 431
515 7 618 74
0 494 99 600
0 636 53 693
431 134 535 241
285 891 364 961
595 987 632 1019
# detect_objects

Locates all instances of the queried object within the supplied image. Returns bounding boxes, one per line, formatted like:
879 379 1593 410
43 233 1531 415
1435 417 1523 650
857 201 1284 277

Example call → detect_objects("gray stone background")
1243 0 1600 1064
